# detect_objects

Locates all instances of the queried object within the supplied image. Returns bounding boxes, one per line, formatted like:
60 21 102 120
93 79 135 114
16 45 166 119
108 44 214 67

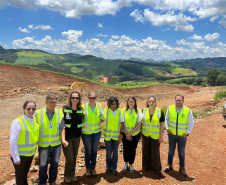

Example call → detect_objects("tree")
196 77 204 85
216 74 226 86
207 69 221 86
108 76 119 84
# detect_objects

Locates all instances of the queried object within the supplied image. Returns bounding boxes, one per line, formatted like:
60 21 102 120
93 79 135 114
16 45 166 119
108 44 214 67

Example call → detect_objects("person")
141 96 165 176
165 94 194 176
36 94 64 185
82 92 104 177
10 100 39 185
61 91 85 183
103 96 123 175
121 96 143 173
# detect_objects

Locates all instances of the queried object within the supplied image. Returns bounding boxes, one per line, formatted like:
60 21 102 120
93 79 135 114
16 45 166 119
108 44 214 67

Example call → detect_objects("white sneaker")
129 165 134 173
122 164 128 172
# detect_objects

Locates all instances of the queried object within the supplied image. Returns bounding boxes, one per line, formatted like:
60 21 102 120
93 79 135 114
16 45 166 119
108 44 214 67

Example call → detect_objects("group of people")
10 92 194 185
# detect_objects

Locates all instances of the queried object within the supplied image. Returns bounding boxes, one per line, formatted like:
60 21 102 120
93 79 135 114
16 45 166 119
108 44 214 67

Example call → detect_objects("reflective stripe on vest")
17 116 39 156
104 108 121 141
82 103 102 134
37 108 62 147
123 108 140 136
142 107 161 139
168 105 190 136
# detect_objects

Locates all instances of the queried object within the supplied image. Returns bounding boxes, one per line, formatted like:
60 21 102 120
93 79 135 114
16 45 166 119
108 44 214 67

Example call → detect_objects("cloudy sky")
0 0 226 60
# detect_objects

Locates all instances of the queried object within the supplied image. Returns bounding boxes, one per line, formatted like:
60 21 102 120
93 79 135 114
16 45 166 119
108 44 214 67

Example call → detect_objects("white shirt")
10 114 35 163
121 108 143 123
165 105 194 134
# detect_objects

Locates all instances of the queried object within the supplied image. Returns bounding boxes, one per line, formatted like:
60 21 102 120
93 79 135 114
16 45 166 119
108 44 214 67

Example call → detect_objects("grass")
214 89 226 100
71 67 84 73
16 51 65 59
161 106 168 115
172 67 193 73
142 66 161 75
15 57 48 65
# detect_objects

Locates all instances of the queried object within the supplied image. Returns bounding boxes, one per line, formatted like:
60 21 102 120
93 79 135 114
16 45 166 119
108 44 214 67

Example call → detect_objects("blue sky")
0 0 226 60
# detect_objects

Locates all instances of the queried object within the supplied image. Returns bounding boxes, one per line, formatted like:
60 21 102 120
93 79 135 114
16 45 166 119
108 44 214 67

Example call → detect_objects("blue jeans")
39 144 61 184
105 139 119 170
168 134 187 168
82 131 101 169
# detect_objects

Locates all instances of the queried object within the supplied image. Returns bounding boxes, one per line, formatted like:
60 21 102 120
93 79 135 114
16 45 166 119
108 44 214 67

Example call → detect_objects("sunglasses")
71 97 80 100
27 108 36 111
89 97 96 100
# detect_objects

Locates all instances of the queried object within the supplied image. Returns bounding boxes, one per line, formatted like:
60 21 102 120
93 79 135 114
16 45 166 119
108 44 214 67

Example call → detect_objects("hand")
62 140 69 147
159 136 163 143
126 132 132 141
167 129 172 135
182 134 187 138
118 134 122 143
14 161 21 165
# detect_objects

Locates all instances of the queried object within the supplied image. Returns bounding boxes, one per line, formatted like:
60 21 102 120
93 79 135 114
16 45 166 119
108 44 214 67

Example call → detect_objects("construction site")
0 63 226 185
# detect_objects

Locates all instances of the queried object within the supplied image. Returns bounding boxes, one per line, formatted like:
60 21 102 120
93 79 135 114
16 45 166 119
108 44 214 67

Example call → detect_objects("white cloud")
111 35 120 39
28 24 54 30
210 15 219 22
188 34 202 41
131 9 196 32
97 34 108 37
219 17 226 28
204 33 220 43
98 23 103 28
18 27 30 33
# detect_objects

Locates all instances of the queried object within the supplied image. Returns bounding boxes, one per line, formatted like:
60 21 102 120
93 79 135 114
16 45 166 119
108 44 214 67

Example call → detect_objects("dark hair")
88 92 97 98
23 100 36 109
126 96 138 113
146 96 156 108
46 94 57 101
107 96 119 109
68 91 82 110
175 94 184 100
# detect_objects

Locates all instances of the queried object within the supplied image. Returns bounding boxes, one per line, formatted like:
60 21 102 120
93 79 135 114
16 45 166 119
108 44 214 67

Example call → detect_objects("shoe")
91 169 97 176
71 176 77 182
64 176 71 183
129 165 134 173
106 168 111 173
85 169 91 177
155 172 162 178
49 183 56 185
112 169 118 175
179 167 188 177
164 164 173 172
142 167 151 171
122 164 128 172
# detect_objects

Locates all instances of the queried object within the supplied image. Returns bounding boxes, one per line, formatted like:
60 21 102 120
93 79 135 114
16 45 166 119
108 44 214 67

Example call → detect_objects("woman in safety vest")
103 96 123 175
82 92 104 177
121 96 143 173
141 96 165 176
10 100 39 185
61 91 85 183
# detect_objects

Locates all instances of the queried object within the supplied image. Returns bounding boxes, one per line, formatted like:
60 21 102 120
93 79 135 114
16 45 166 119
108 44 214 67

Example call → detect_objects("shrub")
214 89 226 100
161 106 168 115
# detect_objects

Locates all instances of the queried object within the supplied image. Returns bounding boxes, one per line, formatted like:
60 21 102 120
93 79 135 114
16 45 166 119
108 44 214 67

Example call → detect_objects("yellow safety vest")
16 116 39 156
123 108 140 136
168 105 190 136
36 108 63 147
142 107 161 139
104 108 122 141
82 103 102 135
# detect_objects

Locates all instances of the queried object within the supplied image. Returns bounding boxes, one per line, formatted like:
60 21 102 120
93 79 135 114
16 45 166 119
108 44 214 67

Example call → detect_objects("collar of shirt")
46 107 55 114
23 114 34 123
176 105 184 113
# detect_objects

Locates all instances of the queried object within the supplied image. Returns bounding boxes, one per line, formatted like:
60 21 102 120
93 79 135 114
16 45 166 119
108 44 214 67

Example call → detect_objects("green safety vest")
123 108 140 136
36 108 63 147
104 108 122 141
142 107 161 139
168 105 190 136
82 103 102 135
16 116 39 156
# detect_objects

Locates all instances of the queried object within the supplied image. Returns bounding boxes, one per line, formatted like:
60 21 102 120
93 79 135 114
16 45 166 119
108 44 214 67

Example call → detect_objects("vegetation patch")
71 67 84 73
17 51 65 60
172 67 193 73
15 57 48 65
214 89 226 100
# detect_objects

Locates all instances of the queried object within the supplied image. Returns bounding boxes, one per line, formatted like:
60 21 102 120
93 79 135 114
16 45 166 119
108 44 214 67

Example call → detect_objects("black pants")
11 155 34 185
122 132 140 164
142 135 162 175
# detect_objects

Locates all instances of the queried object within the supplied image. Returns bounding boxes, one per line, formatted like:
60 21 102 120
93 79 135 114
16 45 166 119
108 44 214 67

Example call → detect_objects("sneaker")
91 169 97 176
106 168 111 173
122 164 128 172
64 176 71 183
112 169 118 175
129 165 134 173
71 176 77 182
85 169 91 177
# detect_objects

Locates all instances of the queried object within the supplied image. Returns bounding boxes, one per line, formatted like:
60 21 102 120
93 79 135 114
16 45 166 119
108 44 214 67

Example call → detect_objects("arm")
61 129 68 147
159 122 164 143
118 122 123 143
165 108 172 134
182 109 194 138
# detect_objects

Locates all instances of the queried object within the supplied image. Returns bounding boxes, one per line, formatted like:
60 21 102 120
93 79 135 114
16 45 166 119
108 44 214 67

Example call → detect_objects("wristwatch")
186 133 189 136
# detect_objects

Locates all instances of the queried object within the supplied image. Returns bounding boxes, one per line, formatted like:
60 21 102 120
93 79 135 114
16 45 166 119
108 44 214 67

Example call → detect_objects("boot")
164 164 173 172
64 176 71 183
85 169 91 177
179 167 188 177
91 169 97 176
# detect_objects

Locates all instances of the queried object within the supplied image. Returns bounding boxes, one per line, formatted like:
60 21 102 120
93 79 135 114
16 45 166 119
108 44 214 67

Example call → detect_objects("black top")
63 105 84 139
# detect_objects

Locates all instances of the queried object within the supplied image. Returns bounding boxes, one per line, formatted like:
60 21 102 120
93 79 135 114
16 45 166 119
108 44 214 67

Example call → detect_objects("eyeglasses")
71 97 80 100
148 101 155 103
89 97 96 100
27 108 36 111
47 101 57 104
175 100 183 102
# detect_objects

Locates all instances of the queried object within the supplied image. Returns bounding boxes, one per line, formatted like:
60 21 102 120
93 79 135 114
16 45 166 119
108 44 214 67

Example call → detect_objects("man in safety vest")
164 94 194 177
36 94 64 185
